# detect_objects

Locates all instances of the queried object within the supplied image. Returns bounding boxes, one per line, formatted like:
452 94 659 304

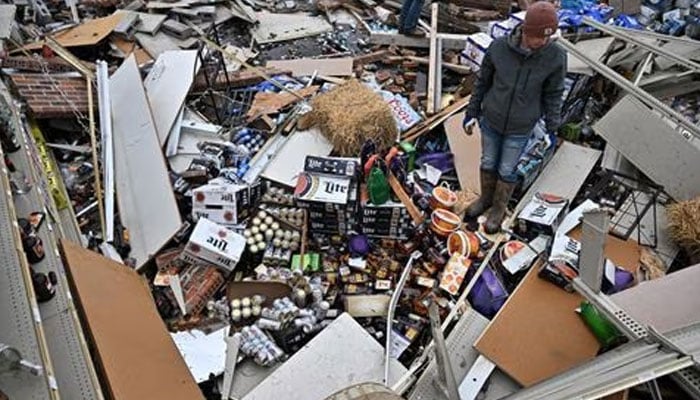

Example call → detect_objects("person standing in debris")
462 1 566 234
398 0 426 36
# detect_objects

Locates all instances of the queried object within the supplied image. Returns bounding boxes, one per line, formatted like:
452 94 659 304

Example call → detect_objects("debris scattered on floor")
2 0 700 398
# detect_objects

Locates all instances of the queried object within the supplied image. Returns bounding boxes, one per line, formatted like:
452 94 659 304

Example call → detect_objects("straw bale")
297 79 397 156
666 197 700 259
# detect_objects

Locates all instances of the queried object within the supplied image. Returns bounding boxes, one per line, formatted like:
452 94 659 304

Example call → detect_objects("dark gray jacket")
465 26 567 135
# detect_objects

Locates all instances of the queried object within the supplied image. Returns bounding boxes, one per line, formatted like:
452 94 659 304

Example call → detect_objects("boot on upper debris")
465 170 498 219
484 180 516 234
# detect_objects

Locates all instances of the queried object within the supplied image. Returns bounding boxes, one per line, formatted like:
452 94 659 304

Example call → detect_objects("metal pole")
558 37 700 140
385 251 422 384
428 301 460 400
96 61 114 243
584 18 700 72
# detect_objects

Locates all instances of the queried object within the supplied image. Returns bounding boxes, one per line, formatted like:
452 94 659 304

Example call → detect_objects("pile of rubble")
2 0 700 398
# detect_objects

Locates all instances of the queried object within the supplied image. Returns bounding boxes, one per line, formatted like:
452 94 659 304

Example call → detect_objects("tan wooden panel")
60 240 204 400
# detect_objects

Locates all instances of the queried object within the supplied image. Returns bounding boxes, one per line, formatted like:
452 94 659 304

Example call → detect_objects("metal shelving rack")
0 136 57 400
1 81 104 400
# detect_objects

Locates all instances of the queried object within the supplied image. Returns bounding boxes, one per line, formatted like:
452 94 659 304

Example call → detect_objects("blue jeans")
479 117 532 183
399 0 425 32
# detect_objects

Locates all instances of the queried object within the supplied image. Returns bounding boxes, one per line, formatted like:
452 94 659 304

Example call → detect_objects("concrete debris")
2 0 699 399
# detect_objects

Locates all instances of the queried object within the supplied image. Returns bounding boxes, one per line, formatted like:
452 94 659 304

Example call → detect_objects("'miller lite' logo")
324 181 347 195
207 235 229 252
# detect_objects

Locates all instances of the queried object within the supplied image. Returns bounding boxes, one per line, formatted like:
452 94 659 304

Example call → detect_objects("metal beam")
427 2 441 115
584 18 700 72
96 60 114 243
558 37 700 140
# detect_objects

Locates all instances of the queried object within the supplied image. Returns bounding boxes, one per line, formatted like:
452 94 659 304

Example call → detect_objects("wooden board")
402 96 470 141
25 14 124 50
445 111 481 194
266 58 353 77
474 231 641 387
110 36 153 66
59 240 204 400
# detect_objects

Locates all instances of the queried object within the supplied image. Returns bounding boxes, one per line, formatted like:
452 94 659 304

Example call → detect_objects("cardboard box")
192 182 249 226
508 11 526 26
180 218 246 273
294 172 358 205
517 193 569 235
489 20 511 39
304 156 359 178
464 33 493 68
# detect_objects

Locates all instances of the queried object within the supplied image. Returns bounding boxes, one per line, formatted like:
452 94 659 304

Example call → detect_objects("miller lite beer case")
192 181 261 226
180 218 246 273
294 172 352 205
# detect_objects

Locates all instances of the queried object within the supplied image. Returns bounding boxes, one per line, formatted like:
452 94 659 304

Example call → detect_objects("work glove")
463 117 477 135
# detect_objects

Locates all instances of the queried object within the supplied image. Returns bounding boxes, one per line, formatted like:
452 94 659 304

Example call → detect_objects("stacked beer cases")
180 217 247 274
361 201 412 240
294 156 360 236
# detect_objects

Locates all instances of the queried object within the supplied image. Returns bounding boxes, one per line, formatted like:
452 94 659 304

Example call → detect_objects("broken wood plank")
352 49 390 67
402 96 470 141
110 35 153 65
405 55 472 74
245 86 318 122
266 57 353 77
191 67 291 91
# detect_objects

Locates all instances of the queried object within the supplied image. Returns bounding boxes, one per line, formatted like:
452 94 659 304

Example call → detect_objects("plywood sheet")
110 55 182 269
613 263 700 334
59 240 204 400
143 50 200 146
475 233 641 387
266 58 353 77
110 36 153 65
594 95 700 201
26 14 124 49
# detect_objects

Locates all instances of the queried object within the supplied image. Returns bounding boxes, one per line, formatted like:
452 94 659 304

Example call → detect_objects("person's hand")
463 117 477 135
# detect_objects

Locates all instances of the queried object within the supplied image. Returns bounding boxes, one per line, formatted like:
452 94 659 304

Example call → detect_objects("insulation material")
666 197 700 261
297 80 398 156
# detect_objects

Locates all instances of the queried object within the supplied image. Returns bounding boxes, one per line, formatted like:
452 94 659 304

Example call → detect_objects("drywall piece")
114 10 167 34
135 31 182 58
612 263 700 334
266 58 353 77
243 313 407 400
26 13 124 49
168 129 229 174
110 55 182 269
60 240 204 400
519 141 601 204
171 327 229 383
143 50 200 146
567 37 614 76
474 233 641 387
594 95 700 201
445 111 481 194
344 294 390 317
261 128 333 187
252 12 333 44
0 5 17 39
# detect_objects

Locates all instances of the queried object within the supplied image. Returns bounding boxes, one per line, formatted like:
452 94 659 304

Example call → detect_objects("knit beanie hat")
523 1 559 38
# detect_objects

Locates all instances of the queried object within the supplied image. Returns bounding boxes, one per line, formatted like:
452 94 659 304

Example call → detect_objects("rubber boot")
465 170 498 219
484 180 516 234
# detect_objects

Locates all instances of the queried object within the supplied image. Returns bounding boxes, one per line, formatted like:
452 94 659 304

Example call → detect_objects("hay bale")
666 197 700 260
297 79 397 156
